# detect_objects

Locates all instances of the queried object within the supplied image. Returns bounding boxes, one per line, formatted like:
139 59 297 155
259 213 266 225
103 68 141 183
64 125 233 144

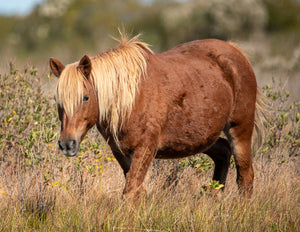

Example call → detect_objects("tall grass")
0 64 299 231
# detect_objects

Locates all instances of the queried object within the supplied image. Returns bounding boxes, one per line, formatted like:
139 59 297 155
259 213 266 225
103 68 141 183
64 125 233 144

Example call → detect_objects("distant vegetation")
0 0 299 61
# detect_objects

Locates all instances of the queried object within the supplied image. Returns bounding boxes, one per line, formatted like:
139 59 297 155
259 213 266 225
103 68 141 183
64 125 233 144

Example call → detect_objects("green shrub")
0 63 59 166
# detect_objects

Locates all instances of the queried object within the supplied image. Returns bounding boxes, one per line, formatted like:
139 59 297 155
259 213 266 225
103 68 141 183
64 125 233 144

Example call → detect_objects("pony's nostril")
66 139 77 150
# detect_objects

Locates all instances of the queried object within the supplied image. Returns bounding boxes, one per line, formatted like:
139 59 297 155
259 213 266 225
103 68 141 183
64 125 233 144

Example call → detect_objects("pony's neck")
90 36 151 147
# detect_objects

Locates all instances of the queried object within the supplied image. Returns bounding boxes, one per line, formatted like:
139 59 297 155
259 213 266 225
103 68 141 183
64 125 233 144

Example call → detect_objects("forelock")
56 63 85 117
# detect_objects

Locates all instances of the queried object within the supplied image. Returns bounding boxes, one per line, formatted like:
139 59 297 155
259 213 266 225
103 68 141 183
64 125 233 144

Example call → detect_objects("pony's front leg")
112 151 132 177
123 146 155 201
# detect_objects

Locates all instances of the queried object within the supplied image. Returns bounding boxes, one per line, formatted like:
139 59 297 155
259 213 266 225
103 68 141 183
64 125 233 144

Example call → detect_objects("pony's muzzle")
58 138 79 157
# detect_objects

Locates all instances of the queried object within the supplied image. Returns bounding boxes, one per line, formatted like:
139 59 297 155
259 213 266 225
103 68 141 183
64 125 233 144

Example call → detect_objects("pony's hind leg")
203 137 232 188
226 123 254 196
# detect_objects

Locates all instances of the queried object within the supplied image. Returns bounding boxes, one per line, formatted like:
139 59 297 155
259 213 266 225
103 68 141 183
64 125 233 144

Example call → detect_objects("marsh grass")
0 65 299 231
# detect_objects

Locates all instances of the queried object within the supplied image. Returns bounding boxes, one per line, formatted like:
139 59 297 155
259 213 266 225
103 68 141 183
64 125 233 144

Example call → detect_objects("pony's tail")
253 88 272 152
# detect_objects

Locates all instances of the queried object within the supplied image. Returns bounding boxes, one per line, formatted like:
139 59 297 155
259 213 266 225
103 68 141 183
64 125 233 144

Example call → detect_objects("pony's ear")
78 55 92 78
50 57 65 78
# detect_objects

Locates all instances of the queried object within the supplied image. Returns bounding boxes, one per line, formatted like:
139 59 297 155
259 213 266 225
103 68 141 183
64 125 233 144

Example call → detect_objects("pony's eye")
83 95 89 102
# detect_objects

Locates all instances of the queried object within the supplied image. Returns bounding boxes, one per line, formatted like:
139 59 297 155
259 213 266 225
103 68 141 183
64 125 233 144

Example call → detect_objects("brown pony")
50 35 258 199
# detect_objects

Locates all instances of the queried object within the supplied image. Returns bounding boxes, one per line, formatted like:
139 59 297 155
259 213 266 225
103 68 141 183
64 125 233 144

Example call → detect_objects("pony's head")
50 35 151 156
50 55 98 157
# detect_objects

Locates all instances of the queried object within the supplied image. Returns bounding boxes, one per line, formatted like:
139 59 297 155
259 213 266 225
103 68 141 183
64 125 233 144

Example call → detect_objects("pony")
50 35 260 199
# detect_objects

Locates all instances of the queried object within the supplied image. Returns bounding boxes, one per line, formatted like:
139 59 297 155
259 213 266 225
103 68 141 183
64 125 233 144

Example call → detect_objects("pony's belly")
156 131 220 159
155 142 213 159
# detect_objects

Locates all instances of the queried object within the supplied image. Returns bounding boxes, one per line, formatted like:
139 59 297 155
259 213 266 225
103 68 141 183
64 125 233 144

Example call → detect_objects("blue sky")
0 0 165 15
0 0 43 15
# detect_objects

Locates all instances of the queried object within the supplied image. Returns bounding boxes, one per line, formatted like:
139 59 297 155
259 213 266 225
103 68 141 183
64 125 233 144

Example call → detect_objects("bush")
161 0 267 47
0 63 58 167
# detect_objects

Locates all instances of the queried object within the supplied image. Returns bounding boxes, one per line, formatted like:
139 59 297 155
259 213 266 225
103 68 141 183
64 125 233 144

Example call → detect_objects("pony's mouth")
58 138 79 157
62 150 78 157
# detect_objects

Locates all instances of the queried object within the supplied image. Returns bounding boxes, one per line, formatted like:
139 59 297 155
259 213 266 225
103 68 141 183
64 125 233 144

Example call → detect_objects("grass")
0 64 299 231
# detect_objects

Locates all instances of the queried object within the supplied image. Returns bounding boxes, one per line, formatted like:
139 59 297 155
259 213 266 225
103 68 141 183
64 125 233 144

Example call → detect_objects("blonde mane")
56 35 152 142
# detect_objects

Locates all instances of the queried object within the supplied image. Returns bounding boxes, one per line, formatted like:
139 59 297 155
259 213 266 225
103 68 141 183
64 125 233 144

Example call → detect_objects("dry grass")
0 64 299 231
0 155 298 231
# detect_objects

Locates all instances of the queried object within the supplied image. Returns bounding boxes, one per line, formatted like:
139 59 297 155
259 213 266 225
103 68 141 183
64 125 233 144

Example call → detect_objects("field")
0 0 299 230
0 62 299 231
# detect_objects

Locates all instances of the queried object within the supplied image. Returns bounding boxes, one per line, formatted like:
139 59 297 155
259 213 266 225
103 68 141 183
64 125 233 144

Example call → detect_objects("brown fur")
50 36 258 199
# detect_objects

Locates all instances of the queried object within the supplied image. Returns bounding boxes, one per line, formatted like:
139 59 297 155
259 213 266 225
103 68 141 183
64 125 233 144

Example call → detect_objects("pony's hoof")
123 185 147 203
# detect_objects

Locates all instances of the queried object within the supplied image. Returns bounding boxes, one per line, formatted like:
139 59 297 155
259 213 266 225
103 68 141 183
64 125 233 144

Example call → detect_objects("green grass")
0 64 299 231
